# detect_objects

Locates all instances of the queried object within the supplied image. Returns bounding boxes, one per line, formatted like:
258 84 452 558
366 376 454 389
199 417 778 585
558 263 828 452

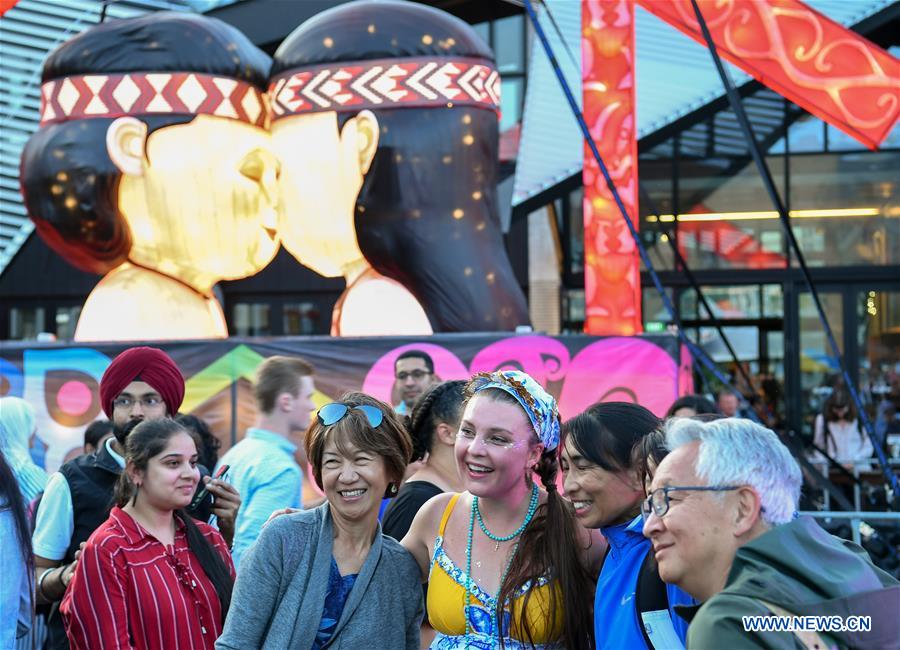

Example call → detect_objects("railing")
799 510 900 545
807 458 900 512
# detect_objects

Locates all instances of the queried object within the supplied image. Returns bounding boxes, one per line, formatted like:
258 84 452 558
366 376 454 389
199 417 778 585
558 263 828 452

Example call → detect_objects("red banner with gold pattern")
582 0 642 335
637 0 900 150
0 0 19 16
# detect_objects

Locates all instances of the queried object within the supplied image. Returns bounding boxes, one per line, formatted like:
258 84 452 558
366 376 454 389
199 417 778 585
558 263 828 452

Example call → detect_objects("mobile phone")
189 464 229 511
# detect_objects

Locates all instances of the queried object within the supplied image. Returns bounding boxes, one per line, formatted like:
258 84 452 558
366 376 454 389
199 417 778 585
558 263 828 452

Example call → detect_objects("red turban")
99 347 185 418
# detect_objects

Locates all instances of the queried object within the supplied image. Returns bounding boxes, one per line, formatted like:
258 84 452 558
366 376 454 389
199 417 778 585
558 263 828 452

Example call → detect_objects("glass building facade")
559 81 899 436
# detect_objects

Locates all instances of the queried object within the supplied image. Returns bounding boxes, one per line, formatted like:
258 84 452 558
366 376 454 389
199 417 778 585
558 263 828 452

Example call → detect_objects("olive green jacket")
676 517 899 649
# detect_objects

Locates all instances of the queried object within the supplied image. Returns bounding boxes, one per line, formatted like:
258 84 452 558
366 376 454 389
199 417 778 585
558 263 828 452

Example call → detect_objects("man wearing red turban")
32 347 241 649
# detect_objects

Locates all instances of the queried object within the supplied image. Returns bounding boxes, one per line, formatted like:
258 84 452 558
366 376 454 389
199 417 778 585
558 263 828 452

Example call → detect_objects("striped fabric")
60 507 234 650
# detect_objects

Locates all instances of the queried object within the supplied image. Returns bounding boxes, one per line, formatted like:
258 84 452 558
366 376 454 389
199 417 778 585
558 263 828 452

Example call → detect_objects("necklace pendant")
494 540 500 552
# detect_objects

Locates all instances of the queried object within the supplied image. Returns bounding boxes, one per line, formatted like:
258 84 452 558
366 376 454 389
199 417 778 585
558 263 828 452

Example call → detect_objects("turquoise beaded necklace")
464 483 540 647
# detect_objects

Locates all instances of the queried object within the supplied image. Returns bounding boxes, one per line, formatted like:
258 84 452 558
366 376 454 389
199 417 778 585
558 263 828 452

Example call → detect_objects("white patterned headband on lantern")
268 56 500 119
38 72 270 128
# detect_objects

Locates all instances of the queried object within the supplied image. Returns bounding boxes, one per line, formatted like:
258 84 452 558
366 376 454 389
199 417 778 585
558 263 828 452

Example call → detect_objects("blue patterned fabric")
469 371 560 451
311 557 358 650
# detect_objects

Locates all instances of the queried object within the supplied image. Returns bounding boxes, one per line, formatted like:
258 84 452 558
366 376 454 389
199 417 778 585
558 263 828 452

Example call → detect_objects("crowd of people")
1 346 898 650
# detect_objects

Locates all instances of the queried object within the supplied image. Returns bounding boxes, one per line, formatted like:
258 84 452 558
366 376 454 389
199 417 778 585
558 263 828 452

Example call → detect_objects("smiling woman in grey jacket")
216 393 423 650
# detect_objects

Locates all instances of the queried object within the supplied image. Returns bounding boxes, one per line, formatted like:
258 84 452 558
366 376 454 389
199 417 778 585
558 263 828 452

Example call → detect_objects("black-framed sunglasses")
316 403 384 428
641 485 744 523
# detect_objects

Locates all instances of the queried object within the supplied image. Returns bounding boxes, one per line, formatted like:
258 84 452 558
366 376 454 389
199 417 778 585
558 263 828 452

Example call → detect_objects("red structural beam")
638 0 900 150
582 0 642 336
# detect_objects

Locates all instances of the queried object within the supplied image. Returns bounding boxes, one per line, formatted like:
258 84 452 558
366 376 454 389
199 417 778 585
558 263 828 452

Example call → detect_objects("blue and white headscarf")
0 396 47 503
469 370 560 451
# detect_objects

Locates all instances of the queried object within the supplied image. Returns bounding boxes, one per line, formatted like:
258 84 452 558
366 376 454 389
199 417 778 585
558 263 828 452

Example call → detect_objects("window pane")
233 303 270 337
799 292 843 435
642 287 674 325
789 151 899 267
762 284 783 318
568 187 584 277
55 307 81 341
499 77 524 131
472 21 490 46
563 289 585 332
494 15 524 74
675 155 787 270
9 307 45 340
283 302 320 336
789 113 825 153
680 285 762 319
858 289 900 447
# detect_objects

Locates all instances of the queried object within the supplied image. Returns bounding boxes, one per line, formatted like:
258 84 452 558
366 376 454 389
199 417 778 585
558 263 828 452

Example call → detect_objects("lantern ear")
342 109 379 175
106 117 148 177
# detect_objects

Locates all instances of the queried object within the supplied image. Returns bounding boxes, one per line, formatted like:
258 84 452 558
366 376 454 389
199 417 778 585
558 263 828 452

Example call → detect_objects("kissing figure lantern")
269 0 530 335
20 12 279 341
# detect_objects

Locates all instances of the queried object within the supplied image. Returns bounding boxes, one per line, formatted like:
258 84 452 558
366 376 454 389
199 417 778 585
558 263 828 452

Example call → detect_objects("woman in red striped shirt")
61 418 235 649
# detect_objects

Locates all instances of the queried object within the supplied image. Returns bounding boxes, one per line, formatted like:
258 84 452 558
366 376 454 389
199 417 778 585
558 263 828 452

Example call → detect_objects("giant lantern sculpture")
20 13 279 342
268 0 529 335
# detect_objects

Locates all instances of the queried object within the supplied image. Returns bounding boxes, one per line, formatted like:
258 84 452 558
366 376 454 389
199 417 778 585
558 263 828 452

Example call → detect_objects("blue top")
1 499 31 647
312 557 358 650
594 515 693 650
217 428 302 569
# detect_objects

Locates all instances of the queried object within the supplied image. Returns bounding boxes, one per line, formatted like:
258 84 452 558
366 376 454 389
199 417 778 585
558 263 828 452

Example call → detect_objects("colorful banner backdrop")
638 0 900 150
1 333 689 474
582 0 642 336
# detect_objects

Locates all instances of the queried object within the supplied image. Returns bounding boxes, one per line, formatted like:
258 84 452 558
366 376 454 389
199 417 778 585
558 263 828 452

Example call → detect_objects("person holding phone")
32 347 241 650
217 356 316 568
61 418 234 649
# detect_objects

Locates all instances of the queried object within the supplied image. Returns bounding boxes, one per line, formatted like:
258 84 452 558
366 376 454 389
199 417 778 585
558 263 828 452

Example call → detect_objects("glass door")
797 291 844 436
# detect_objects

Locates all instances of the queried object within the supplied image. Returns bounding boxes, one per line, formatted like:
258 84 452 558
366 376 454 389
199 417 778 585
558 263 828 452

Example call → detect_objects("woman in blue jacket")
561 403 694 650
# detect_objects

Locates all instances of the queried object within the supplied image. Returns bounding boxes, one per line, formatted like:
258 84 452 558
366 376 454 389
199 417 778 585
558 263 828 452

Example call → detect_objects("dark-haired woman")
60 419 234 649
560 403 694 650
217 392 423 649
403 371 601 649
811 388 873 469
1 449 34 647
383 381 466 542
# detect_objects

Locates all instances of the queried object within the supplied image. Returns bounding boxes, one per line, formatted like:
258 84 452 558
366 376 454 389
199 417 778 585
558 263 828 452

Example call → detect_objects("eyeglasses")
641 485 744 522
317 403 384 428
396 369 431 381
113 396 163 410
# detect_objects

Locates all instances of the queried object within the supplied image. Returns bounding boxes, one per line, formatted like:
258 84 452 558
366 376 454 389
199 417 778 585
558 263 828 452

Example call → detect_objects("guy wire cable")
688 0 899 500
521 0 744 403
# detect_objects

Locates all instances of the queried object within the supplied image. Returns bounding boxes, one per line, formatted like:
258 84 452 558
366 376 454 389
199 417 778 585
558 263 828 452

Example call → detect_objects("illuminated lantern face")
271 110 378 278
115 115 280 288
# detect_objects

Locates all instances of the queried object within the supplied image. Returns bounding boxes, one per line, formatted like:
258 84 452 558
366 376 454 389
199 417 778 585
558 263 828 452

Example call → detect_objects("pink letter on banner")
582 0 642 336
558 337 679 419
468 336 571 386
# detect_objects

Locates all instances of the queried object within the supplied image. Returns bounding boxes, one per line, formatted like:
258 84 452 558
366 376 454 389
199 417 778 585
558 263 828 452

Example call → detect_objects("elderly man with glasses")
642 417 898 649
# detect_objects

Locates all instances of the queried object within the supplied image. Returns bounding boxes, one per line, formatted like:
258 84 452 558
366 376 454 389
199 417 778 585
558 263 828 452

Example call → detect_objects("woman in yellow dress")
403 370 604 649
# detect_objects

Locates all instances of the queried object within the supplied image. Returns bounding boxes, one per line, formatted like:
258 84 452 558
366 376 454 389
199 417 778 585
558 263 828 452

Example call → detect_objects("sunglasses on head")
316 403 384 428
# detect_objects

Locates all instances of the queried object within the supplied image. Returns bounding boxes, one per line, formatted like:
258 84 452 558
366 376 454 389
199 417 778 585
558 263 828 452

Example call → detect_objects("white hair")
665 417 801 526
